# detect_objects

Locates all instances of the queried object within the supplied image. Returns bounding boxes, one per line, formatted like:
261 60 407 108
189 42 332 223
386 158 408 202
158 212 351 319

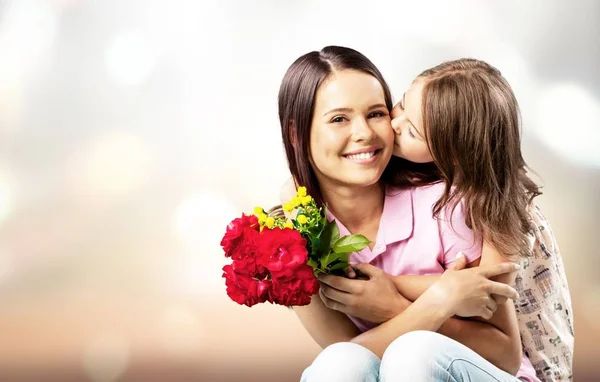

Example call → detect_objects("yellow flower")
297 186 307 197
284 220 294 229
283 202 294 212
265 216 275 229
253 206 264 216
301 195 312 206
292 196 301 208
258 213 267 225
297 214 308 224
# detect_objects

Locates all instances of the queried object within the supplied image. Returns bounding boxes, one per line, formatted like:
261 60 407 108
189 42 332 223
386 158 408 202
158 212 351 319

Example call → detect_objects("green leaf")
329 261 349 271
311 236 321 252
329 223 340 247
332 234 371 253
317 221 337 254
321 251 341 268
307 259 318 271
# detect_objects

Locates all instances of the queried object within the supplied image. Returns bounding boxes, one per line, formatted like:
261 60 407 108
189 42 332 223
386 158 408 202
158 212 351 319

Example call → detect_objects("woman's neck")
322 182 385 234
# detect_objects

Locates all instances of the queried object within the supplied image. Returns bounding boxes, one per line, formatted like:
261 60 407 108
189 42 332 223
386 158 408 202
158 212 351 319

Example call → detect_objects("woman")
277 46 523 381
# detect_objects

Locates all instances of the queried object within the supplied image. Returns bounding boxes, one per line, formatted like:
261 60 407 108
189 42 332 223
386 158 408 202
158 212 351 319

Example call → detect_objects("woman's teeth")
346 151 375 160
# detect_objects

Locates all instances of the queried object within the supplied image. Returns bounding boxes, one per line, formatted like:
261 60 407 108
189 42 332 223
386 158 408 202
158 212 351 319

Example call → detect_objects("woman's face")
309 69 394 191
390 78 434 164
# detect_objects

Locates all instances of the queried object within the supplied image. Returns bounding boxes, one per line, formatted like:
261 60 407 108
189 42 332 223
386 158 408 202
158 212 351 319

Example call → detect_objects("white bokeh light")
0 0 58 80
105 30 158 87
534 84 600 167
0 1 58 132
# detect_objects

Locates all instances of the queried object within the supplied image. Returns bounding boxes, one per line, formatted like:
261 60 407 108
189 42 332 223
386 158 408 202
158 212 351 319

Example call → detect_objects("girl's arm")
295 256 519 354
349 259 519 364
387 247 522 374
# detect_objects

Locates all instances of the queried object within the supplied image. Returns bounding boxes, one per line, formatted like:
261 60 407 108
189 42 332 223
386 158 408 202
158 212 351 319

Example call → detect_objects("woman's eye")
331 116 345 123
368 111 386 118
408 127 416 138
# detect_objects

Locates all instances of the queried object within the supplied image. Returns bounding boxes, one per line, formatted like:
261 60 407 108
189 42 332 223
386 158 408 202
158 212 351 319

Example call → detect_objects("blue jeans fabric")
300 330 521 382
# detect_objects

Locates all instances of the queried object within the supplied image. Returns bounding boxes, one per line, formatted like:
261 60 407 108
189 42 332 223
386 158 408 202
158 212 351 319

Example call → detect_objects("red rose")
222 264 266 307
220 214 259 257
258 228 309 278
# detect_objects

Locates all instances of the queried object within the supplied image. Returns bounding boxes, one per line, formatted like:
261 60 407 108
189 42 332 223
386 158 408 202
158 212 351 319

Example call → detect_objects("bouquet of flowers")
220 186 371 307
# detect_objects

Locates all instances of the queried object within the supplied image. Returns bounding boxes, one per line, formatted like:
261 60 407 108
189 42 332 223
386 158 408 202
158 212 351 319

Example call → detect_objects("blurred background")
0 0 598 381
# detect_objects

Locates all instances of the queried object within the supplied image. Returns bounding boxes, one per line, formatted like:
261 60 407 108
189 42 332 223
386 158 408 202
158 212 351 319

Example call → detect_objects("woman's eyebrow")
323 107 353 117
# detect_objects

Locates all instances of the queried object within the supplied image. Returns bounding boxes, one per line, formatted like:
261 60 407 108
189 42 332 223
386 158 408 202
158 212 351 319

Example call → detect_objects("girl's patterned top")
515 205 574 382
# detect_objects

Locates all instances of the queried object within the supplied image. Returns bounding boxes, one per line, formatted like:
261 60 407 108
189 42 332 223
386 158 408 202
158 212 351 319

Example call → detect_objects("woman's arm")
292 292 362 348
279 178 361 347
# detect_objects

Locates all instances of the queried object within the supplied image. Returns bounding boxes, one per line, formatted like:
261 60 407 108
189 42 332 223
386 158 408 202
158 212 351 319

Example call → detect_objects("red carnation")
220 214 259 257
258 228 309 278
223 264 269 307
221 215 319 308
271 266 319 306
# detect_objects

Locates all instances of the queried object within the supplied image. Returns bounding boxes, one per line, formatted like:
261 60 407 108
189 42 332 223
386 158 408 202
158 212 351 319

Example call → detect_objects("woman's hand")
317 263 409 324
426 253 520 320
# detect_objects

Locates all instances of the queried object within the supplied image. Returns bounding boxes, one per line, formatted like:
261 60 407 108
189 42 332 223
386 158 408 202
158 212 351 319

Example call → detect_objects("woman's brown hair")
418 58 541 258
278 46 436 206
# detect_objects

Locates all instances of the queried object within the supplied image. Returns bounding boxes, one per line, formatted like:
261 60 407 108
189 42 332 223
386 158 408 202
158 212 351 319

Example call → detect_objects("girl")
388 58 574 381
277 46 524 382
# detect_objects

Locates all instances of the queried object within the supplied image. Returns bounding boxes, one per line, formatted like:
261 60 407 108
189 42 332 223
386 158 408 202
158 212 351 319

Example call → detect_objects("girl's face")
309 69 394 191
391 79 434 164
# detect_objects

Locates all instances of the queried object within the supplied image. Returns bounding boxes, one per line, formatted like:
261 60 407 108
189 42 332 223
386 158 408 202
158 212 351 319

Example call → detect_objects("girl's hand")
426 253 520 320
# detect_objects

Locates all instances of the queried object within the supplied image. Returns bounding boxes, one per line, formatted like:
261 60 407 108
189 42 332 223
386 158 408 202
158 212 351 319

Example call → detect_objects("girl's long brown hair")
417 58 541 258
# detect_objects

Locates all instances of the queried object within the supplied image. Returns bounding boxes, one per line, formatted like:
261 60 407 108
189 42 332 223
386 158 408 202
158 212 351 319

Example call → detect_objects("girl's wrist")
420 282 456 320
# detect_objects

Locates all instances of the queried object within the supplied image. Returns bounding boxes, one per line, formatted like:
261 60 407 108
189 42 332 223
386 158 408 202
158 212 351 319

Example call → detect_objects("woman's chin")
339 171 385 188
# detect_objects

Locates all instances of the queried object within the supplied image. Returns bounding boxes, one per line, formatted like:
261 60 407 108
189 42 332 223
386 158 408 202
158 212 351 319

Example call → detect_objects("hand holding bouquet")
221 186 371 307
